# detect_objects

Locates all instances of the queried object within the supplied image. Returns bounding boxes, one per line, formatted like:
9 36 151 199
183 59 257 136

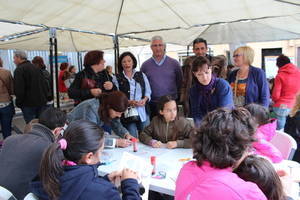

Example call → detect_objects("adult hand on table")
167 141 177 149
152 141 162 148
121 168 138 180
124 133 138 142
116 138 131 148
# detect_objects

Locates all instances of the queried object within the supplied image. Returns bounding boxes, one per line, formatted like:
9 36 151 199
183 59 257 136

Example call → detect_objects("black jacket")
0 123 55 199
31 164 141 200
13 60 48 107
68 67 116 104
284 111 300 162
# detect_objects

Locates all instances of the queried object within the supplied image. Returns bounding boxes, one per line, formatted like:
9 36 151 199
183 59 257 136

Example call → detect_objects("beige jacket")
139 116 194 148
0 68 14 102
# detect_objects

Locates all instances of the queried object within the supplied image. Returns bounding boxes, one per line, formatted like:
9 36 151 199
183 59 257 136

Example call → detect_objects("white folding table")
98 143 193 196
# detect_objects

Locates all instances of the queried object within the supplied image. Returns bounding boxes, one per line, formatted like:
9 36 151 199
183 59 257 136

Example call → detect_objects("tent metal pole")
187 45 190 56
54 37 60 108
77 52 82 72
49 37 54 105
114 35 120 74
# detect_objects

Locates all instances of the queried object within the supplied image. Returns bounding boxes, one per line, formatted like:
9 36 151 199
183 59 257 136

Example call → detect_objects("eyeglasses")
151 44 164 48
233 54 242 58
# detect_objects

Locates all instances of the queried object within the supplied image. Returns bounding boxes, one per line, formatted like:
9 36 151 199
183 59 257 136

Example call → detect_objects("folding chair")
270 131 298 160
24 193 39 200
0 186 17 200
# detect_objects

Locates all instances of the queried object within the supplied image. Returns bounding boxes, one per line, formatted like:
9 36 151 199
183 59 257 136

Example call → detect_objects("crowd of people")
0 35 300 200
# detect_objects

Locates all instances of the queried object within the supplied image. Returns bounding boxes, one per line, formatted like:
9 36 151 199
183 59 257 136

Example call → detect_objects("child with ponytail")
31 120 141 200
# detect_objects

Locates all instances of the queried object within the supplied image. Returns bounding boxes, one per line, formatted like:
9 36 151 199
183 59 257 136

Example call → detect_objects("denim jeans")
123 115 150 138
0 103 15 139
21 106 48 124
273 107 291 130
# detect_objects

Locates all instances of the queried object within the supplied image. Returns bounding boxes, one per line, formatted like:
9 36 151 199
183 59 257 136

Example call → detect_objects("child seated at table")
234 155 286 200
30 120 141 200
245 103 283 163
139 95 194 148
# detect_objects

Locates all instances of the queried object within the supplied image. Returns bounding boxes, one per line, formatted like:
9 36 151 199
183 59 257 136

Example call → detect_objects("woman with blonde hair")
228 46 269 107
284 93 300 162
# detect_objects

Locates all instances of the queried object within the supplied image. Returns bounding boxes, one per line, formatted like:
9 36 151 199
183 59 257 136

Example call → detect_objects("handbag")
122 106 140 123
121 82 140 124
81 71 97 89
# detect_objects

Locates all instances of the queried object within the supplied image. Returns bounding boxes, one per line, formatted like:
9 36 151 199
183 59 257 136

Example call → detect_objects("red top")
58 70 68 93
272 63 300 108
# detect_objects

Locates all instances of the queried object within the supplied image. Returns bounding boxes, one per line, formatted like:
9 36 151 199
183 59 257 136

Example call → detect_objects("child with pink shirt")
175 107 266 200
245 103 283 163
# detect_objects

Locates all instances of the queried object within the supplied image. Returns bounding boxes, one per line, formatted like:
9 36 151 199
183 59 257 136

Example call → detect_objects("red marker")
131 138 138 152
151 156 156 175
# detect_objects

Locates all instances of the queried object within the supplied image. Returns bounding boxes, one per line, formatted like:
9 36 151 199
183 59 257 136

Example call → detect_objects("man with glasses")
192 38 213 61
141 36 183 119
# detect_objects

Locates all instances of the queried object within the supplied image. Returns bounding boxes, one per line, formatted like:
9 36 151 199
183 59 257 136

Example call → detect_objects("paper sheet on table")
119 152 153 200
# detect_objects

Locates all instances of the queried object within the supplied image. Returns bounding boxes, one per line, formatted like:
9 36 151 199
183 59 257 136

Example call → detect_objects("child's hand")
116 139 132 148
151 141 162 148
125 133 137 141
108 170 122 182
121 168 138 180
167 141 177 149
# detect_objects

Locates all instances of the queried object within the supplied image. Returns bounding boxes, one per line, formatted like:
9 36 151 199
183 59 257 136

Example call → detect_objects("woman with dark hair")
139 95 193 149
0 57 14 140
58 62 69 99
31 120 141 200
272 54 300 130
32 56 53 104
68 50 116 105
189 56 233 127
233 155 285 200
67 91 135 147
175 107 267 200
113 52 151 138
228 46 270 107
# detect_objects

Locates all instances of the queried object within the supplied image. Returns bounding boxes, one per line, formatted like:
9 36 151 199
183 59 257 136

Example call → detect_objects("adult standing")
113 52 151 138
32 56 53 105
58 62 69 100
228 46 270 107
192 38 213 61
141 35 182 119
68 50 116 106
189 56 233 127
284 93 300 162
272 54 300 130
13 51 48 124
0 57 14 139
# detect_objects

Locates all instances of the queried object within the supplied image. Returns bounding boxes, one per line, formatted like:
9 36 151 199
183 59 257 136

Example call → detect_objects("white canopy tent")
0 0 299 51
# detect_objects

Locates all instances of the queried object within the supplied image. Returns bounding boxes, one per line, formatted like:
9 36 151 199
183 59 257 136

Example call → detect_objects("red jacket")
58 70 68 93
272 63 300 108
